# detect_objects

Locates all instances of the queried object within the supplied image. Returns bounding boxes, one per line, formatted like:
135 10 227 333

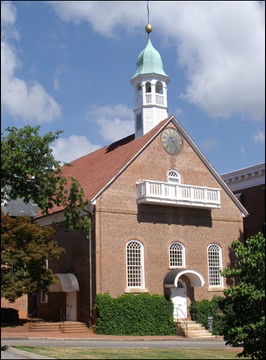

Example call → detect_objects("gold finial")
145 23 152 33
146 1 152 33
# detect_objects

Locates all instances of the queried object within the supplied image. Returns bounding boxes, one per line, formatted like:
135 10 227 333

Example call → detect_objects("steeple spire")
130 23 170 138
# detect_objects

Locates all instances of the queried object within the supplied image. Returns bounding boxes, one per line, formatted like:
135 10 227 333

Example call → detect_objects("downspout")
83 209 93 327
88 213 93 326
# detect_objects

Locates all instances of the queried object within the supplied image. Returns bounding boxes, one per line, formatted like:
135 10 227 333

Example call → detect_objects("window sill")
207 287 224 292
124 288 149 294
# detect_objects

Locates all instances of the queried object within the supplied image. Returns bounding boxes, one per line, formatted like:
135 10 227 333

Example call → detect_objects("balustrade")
137 180 221 209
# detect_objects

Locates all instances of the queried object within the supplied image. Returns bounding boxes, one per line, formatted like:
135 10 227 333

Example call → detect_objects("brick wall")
94 125 244 302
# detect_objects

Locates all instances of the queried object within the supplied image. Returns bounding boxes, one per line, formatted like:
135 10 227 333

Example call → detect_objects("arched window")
126 241 145 288
208 244 223 287
155 81 163 94
137 83 142 96
169 242 185 268
168 170 181 184
145 82 152 93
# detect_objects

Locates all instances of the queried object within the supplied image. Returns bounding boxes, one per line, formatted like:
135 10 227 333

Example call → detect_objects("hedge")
189 296 227 335
96 293 176 335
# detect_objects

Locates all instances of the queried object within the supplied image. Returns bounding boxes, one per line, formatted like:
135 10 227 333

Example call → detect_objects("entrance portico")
164 269 205 320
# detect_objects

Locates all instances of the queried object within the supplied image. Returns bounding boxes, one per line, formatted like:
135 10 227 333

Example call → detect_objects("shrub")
96 293 176 335
1 307 19 323
189 296 226 335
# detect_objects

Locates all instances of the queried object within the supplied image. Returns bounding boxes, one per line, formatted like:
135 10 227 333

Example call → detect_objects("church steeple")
131 24 170 138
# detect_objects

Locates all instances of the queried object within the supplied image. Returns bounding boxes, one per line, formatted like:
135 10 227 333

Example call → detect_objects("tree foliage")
1 125 91 302
222 232 265 359
1 126 89 224
1 214 64 302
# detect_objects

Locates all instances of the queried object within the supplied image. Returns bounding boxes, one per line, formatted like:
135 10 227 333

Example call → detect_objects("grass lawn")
16 346 249 359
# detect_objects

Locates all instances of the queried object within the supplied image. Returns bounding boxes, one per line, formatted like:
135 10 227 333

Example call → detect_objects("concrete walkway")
1 322 223 341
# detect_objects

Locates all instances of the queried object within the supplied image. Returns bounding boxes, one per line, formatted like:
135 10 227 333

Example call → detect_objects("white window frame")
169 242 185 268
168 170 181 184
40 289 48 304
126 240 145 289
207 244 223 287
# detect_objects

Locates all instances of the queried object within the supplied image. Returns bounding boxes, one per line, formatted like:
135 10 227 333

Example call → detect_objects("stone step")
29 321 92 333
176 319 216 338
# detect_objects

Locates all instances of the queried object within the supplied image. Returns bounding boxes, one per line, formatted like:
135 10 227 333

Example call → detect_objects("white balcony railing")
136 180 221 209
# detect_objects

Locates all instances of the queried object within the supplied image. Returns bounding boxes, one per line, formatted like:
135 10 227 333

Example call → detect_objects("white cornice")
221 163 265 192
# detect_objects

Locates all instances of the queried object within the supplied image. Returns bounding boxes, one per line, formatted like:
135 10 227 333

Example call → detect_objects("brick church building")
34 24 248 325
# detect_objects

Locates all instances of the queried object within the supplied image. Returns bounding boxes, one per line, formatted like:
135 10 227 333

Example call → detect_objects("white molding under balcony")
136 180 221 209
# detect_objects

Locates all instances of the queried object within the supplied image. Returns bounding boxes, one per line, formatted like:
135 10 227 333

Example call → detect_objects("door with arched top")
170 280 187 319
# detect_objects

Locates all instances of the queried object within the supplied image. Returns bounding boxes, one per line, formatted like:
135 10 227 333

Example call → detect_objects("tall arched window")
208 244 223 287
126 241 145 288
169 242 185 268
168 170 181 184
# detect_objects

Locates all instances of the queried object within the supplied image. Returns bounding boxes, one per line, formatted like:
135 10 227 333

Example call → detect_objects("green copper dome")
131 35 168 78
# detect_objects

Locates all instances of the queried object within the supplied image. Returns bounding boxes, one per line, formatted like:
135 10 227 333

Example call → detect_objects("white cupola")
130 24 170 138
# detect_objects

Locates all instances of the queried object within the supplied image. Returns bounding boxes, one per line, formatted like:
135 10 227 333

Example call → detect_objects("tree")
1 214 64 302
222 232 265 359
1 125 90 302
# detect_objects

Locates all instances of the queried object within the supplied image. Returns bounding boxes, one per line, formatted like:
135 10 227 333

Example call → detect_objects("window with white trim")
126 241 144 288
169 242 185 267
40 289 48 304
168 170 181 184
208 244 223 287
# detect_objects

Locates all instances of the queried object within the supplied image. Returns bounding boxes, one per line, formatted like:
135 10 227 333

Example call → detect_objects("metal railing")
176 308 188 337
59 308 65 332
80 308 92 327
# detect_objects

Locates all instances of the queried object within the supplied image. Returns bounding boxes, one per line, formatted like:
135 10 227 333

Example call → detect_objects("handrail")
176 308 188 337
80 308 92 327
59 308 65 332
28 309 37 319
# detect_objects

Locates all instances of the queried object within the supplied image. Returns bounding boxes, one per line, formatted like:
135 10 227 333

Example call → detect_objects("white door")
66 292 77 321
171 281 187 320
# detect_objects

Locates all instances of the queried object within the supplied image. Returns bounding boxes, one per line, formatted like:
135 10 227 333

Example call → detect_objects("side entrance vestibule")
164 269 205 320
48 273 79 321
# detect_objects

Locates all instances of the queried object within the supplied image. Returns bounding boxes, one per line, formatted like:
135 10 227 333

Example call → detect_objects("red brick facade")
35 120 246 324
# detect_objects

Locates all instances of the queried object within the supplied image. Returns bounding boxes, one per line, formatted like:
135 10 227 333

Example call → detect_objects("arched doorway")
164 269 205 320
170 280 187 320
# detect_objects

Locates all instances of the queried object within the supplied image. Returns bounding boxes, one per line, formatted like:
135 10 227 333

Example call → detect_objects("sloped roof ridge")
37 117 171 218
170 116 249 217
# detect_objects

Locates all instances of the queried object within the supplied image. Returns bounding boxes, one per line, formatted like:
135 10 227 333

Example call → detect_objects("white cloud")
47 1 144 38
1 1 62 123
48 1 265 121
253 129 265 144
53 65 67 91
87 104 134 142
51 135 100 163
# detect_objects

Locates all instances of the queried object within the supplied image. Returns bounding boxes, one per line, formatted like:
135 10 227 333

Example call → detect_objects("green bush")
96 293 176 335
1 307 19 323
189 296 226 335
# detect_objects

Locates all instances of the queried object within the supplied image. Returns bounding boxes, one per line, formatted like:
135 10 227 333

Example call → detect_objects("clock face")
161 128 183 155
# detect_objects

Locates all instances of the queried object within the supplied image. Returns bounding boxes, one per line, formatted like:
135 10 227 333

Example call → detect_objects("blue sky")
1 1 265 174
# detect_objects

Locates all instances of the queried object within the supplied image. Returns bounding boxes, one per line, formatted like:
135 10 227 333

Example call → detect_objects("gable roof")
37 115 248 218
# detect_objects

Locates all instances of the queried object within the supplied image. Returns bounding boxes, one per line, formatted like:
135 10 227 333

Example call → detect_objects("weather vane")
146 1 152 34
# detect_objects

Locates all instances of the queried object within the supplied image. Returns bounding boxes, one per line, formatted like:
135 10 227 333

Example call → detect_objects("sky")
1 1 265 175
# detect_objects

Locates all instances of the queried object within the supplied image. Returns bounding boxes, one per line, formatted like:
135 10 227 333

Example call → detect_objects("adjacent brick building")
222 163 265 240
